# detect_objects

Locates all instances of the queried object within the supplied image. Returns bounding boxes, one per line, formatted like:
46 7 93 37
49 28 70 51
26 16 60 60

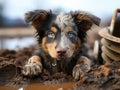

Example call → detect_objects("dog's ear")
71 11 101 31
24 10 52 30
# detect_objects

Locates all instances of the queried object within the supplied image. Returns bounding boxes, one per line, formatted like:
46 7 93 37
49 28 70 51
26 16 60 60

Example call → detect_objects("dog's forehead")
55 13 75 31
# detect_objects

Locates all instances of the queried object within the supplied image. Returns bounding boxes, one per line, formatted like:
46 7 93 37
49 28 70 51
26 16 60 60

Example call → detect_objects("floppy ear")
24 10 52 30
71 11 101 31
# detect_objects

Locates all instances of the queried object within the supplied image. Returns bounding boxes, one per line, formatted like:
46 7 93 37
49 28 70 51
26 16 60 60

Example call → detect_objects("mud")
0 46 120 90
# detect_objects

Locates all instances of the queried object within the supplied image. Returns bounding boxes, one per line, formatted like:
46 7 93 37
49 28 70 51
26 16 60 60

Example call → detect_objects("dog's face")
42 13 82 59
25 10 100 60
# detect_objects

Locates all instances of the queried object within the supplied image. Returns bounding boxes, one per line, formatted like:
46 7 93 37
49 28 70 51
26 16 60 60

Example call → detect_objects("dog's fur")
22 10 100 80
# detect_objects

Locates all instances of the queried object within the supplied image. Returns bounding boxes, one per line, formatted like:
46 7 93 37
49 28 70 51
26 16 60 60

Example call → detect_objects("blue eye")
68 32 76 38
68 32 78 43
47 31 55 38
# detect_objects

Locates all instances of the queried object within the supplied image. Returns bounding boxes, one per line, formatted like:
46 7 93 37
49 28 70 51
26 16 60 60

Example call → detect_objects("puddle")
25 82 75 90
0 86 17 90
0 82 75 90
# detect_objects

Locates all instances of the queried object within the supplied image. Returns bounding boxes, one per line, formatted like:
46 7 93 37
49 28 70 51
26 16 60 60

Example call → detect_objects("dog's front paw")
72 56 92 81
22 56 43 76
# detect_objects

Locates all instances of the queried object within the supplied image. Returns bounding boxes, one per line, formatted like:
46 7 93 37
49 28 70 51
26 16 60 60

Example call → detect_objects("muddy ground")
0 45 120 90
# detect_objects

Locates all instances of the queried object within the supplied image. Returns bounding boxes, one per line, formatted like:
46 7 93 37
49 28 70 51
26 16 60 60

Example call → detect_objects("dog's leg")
22 55 43 76
72 56 92 81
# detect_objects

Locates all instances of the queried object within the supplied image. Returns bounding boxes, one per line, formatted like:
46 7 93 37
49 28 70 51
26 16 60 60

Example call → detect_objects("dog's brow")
65 26 77 35
65 26 73 33
51 27 57 33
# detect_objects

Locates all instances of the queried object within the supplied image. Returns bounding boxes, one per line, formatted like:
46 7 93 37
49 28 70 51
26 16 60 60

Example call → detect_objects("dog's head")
25 10 100 60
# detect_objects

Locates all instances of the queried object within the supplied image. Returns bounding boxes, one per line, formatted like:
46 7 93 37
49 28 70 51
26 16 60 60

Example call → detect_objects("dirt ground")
0 45 120 90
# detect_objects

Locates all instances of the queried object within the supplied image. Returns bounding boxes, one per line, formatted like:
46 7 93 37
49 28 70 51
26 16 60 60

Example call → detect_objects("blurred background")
0 0 120 50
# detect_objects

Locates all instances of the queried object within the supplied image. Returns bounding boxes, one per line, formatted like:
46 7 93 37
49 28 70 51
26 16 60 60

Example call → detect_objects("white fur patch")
55 13 75 30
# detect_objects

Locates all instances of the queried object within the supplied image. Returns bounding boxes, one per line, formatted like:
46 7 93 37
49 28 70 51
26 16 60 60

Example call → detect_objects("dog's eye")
68 32 76 38
68 32 78 43
47 31 55 39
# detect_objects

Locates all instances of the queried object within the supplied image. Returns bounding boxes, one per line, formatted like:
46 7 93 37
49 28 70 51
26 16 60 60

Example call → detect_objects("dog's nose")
57 50 66 54
56 48 66 56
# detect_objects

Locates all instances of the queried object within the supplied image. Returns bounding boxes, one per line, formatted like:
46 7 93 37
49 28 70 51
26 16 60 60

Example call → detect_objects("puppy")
22 10 100 80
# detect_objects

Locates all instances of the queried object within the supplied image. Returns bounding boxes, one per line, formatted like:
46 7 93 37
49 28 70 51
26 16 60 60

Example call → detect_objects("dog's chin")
55 54 73 60
49 54 66 60
49 52 73 60
57 56 67 60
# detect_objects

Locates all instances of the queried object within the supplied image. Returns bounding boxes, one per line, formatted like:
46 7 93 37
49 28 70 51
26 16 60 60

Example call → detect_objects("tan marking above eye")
65 26 77 35
65 26 72 33
51 27 58 33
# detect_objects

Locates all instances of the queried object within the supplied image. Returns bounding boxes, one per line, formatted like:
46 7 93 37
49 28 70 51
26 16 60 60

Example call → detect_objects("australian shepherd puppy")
22 10 100 81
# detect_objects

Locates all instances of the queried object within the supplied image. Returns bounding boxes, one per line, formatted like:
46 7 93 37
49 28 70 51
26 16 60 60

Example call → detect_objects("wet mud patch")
0 46 120 90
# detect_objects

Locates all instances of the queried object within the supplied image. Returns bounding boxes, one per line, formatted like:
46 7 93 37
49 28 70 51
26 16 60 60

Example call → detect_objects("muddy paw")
22 56 42 76
72 56 92 81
